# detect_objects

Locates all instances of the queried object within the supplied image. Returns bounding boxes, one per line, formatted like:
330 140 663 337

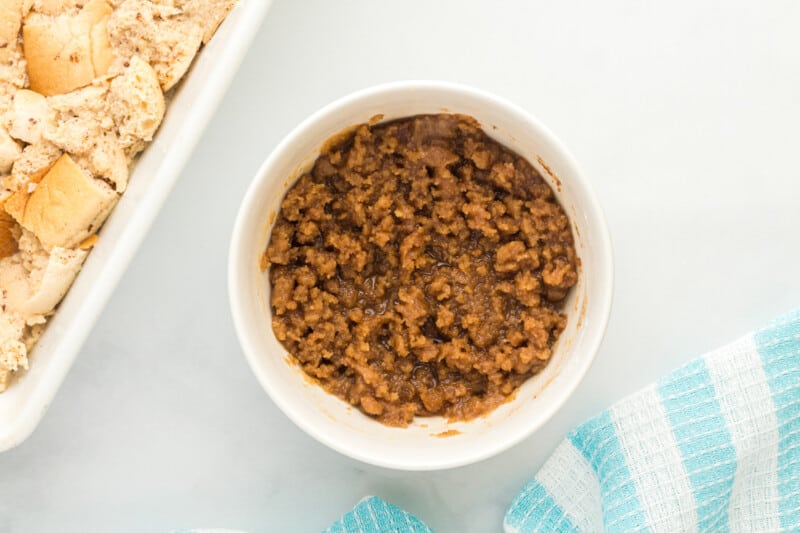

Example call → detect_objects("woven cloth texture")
324 496 433 533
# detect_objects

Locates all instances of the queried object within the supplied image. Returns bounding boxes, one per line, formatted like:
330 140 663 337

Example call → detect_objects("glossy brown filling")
265 114 578 426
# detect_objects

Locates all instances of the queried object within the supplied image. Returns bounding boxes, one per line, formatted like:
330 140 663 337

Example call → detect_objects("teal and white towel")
505 308 800 532
324 496 433 533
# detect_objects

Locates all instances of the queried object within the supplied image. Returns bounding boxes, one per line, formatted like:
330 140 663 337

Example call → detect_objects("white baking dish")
0 0 272 452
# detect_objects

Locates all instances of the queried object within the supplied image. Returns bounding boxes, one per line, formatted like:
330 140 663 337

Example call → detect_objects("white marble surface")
2 1 800 531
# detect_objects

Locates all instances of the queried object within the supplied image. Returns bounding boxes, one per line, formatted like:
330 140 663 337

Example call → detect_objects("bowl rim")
228 80 614 470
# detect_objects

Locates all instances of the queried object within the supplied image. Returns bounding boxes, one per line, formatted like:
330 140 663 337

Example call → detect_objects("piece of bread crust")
87 0 113 76
41 81 129 191
5 141 60 192
181 0 236 44
18 244 87 315
0 0 23 51
0 196 19 258
4 153 117 249
22 0 113 96
0 125 21 174
76 131 128 192
23 12 94 96
6 89 52 144
0 339 26 392
27 0 85 16
109 56 165 150
0 0 27 91
0 53 28 93
108 0 203 91
4 154 57 226
45 83 113 155
78 234 97 250
0 228 86 316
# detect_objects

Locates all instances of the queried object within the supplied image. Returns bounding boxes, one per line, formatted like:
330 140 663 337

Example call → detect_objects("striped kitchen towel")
324 496 433 533
505 308 800 532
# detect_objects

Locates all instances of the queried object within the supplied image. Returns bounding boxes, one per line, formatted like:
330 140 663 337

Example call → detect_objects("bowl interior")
230 83 612 470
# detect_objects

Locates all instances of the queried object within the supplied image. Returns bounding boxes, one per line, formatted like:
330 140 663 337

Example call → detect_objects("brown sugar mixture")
264 114 578 427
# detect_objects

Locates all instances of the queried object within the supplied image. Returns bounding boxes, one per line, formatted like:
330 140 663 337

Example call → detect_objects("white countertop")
2 1 800 531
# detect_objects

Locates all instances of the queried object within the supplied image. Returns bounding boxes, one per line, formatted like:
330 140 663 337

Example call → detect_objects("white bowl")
229 81 613 471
